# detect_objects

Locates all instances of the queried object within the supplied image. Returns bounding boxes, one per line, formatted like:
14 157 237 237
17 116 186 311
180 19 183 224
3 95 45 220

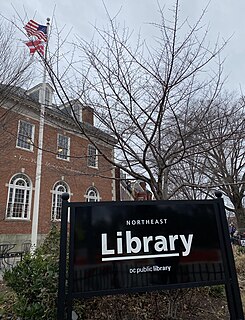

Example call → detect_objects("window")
85 187 100 202
87 145 98 168
51 181 69 221
16 120 34 151
6 174 32 219
45 87 51 106
57 134 70 160
73 104 82 121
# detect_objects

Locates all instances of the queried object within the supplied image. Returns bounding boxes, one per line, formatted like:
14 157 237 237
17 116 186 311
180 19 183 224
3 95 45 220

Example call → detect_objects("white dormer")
59 100 83 122
72 102 82 122
27 83 54 107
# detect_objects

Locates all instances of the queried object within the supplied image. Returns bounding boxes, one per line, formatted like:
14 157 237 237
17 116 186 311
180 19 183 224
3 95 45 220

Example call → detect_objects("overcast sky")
2 0 245 93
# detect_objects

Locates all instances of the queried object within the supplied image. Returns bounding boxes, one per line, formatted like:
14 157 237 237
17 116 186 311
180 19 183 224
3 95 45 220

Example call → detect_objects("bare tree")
42 0 235 201
168 96 245 230
0 18 34 151
0 18 33 92
198 103 245 231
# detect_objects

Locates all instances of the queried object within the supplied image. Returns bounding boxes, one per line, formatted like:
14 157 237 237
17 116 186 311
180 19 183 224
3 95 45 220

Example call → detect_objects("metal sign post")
57 193 70 319
215 192 244 319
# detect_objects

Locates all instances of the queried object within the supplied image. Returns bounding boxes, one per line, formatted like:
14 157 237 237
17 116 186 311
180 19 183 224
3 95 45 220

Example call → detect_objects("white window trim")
51 181 70 221
56 133 70 161
87 144 98 168
73 104 82 122
6 174 32 220
16 120 35 152
84 187 100 202
45 87 52 107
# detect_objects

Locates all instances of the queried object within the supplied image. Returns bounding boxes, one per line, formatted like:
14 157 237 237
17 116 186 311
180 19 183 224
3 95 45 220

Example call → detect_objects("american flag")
25 40 45 56
24 20 47 42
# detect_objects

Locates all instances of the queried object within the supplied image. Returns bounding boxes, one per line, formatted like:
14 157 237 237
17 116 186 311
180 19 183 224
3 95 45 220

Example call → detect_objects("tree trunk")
235 207 245 233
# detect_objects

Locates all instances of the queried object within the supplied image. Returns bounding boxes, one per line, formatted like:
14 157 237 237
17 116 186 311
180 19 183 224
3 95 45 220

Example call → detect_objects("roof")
0 83 117 146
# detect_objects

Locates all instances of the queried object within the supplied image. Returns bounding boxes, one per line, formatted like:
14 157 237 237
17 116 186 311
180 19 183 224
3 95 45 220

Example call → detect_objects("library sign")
57 197 244 320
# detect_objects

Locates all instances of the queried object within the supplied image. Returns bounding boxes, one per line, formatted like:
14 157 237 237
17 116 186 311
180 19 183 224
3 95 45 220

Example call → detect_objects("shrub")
3 225 60 320
234 247 245 278
236 245 245 256
208 285 226 298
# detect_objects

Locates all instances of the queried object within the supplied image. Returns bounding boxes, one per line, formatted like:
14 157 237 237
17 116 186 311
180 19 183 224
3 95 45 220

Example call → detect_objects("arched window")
51 181 69 221
6 174 32 219
85 187 100 202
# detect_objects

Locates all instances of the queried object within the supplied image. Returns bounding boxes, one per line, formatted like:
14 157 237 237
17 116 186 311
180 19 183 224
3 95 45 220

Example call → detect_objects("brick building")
0 83 116 249
115 168 152 201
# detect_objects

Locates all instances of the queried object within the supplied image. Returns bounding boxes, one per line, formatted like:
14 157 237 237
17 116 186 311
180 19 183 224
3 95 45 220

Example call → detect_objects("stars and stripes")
25 40 45 56
24 20 47 42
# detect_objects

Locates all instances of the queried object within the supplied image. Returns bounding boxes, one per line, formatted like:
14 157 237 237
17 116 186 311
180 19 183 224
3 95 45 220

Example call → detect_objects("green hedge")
3 225 61 319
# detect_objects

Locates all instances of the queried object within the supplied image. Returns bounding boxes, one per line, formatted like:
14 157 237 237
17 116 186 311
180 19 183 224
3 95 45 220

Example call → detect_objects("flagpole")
31 18 50 252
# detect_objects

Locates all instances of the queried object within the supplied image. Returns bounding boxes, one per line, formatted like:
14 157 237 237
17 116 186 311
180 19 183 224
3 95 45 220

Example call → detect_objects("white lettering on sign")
126 219 167 226
101 231 193 262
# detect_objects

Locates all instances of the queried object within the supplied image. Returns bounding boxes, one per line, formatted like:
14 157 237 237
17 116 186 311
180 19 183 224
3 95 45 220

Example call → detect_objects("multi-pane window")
51 181 69 221
57 134 70 160
87 145 98 168
6 174 32 219
73 104 81 121
45 87 52 106
85 187 99 202
16 120 34 151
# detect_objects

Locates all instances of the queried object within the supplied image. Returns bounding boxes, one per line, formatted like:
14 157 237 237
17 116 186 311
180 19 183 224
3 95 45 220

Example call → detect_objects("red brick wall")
82 106 94 125
0 105 114 237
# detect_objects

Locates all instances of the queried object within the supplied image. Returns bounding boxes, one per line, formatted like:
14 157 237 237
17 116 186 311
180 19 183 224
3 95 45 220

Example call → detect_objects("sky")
2 0 245 93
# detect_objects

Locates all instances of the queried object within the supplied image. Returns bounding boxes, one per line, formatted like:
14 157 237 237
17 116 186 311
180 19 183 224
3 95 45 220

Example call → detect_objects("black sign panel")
57 197 244 320
71 201 224 295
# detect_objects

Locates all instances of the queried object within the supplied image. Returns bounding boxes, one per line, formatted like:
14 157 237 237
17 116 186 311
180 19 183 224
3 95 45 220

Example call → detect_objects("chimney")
82 106 94 126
